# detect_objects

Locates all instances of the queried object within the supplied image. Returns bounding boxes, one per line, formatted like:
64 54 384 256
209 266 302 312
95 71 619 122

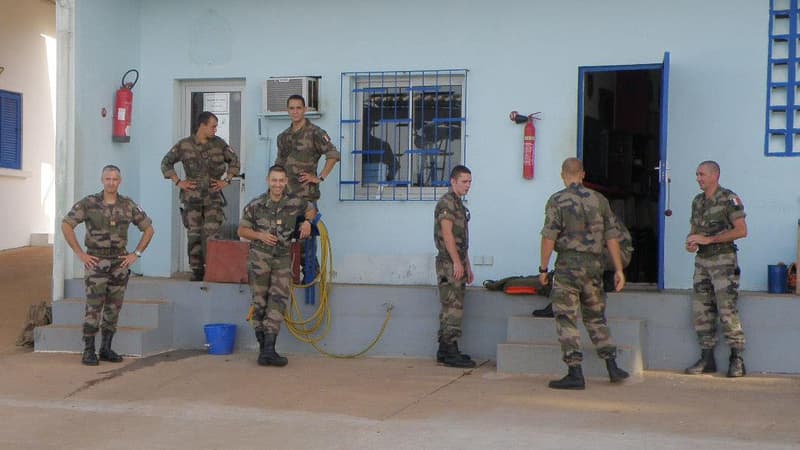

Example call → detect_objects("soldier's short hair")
102 164 121 175
561 157 584 176
450 165 471 181
194 111 218 133
286 95 306 107
268 164 287 176
698 160 720 174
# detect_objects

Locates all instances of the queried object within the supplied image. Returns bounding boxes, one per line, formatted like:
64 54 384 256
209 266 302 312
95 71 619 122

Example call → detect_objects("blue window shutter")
0 90 22 170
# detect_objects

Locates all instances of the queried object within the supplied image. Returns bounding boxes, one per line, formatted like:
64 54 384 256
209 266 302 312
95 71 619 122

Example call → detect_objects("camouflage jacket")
275 120 340 201
161 135 240 204
690 186 745 254
541 183 620 256
240 191 311 256
62 192 152 255
434 191 470 262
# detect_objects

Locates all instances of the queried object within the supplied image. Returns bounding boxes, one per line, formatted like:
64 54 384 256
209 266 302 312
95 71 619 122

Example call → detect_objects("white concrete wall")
68 0 800 290
0 0 56 250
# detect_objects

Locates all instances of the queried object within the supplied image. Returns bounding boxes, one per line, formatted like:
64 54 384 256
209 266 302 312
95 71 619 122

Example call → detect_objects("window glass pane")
771 86 787 106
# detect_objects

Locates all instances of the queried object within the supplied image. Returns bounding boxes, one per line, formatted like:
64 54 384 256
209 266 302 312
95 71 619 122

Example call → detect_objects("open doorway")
578 62 668 287
172 79 246 274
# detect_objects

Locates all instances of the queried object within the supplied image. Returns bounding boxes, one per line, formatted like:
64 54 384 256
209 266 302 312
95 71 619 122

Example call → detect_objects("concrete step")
52 298 170 329
34 324 173 357
497 341 643 378
507 316 645 355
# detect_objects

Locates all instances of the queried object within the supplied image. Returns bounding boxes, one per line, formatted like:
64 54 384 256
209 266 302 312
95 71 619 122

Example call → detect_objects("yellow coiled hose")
248 220 393 358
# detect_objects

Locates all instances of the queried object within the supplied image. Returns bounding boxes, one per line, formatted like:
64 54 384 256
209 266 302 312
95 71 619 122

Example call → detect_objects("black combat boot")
98 330 123 363
190 269 205 282
437 341 476 368
685 348 716 374
605 358 630 383
255 331 268 365
727 348 746 378
548 365 585 390
436 340 471 363
258 333 288 367
81 335 99 366
532 302 554 318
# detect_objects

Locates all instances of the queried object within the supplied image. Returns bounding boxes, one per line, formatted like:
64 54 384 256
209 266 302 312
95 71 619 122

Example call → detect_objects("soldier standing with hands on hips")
61 165 154 366
161 111 240 281
275 94 340 212
684 160 748 378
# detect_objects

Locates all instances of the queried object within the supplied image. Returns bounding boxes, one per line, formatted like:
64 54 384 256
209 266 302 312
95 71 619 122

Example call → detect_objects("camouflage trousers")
181 199 224 272
83 257 130 336
436 257 465 344
551 252 616 366
248 249 291 334
692 252 745 350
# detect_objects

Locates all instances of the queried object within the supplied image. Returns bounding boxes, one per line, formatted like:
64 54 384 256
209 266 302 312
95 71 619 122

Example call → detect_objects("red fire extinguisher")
510 111 541 180
112 69 139 143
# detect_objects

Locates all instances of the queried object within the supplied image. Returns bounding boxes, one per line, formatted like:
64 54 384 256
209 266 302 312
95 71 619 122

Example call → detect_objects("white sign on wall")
203 92 230 142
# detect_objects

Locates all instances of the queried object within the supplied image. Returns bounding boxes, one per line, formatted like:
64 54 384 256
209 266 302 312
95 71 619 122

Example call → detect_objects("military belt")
87 248 127 258
251 242 290 257
697 243 736 257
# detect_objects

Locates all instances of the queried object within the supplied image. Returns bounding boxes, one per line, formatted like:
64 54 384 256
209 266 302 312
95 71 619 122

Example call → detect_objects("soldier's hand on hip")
210 179 229 192
177 180 197 191
298 172 320 185
79 252 99 269
119 253 138 268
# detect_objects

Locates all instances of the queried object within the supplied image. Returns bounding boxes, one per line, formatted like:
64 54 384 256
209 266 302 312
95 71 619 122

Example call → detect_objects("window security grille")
339 69 467 201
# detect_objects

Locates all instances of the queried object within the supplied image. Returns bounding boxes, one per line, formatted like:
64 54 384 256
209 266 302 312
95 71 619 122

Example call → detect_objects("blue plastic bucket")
767 265 788 294
203 323 237 355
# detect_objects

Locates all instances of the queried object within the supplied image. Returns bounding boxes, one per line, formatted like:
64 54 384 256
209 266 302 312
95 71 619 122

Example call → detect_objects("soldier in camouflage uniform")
61 165 154 366
161 111 240 281
433 165 476 368
539 158 629 389
685 160 748 378
238 165 314 367
275 95 340 208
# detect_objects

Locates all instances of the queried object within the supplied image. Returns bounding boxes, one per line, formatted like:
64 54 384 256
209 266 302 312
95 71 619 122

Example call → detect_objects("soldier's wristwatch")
538 266 549 274
134 250 143 258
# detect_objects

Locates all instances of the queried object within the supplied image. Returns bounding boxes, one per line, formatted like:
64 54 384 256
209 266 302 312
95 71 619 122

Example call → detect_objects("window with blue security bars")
0 90 22 170
765 0 800 156
339 69 467 201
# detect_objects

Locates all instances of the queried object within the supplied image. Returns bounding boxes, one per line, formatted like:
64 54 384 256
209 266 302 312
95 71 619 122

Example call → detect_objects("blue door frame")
576 52 671 290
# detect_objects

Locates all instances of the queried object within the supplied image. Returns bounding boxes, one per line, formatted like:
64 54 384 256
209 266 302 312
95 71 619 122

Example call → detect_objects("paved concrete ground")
0 351 799 449
1 247 800 449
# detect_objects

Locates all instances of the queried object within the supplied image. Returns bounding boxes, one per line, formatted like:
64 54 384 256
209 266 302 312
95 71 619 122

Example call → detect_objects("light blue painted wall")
72 0 145 271
72 0 800 289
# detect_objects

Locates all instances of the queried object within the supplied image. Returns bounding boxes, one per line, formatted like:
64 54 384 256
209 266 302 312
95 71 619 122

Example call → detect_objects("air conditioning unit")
262 76 320 115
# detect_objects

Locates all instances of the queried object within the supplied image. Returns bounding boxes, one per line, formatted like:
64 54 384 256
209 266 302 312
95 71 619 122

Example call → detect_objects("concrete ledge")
34 325 173 356
60 278 800 373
